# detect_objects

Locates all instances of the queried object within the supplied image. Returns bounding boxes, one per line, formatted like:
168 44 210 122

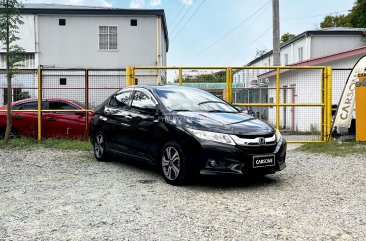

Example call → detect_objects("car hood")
172 111 275 136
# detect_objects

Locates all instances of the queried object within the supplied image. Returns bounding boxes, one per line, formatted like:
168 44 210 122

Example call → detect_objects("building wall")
0 14 36 53
37 15 165 68
311 35 364 59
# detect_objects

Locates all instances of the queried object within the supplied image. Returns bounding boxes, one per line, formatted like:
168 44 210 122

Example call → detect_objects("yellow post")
178 68 183 86
322 67 327 142
356 73 366 141
131 67 136 85
37 68 42 143
228 67 233 103
275 67 280 130
225 68 230 102
126 66 131 86
327 66 332 142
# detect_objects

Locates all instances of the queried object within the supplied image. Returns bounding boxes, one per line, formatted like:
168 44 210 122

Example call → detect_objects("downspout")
156 16 161 84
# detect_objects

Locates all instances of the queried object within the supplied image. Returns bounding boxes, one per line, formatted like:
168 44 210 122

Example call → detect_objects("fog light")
208 159 218 168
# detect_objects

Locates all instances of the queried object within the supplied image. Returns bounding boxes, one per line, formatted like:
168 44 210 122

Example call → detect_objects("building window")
131 19 138 26
298 47 303 62
99 26 118 51
284 54 289 65
59 19 66 26
60 78 67 85
0 53 35 68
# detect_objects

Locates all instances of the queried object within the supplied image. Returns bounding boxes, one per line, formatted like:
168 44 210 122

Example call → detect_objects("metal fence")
128 66 332 143
0 66 339 143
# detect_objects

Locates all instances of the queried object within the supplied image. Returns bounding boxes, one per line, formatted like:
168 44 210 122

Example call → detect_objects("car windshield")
154 87 239 113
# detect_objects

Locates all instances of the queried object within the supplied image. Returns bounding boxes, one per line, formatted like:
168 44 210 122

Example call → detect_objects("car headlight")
275 129 282 142
187 128 236 145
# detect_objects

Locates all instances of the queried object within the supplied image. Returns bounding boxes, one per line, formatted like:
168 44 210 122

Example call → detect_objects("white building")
0 3 169 106
233 28 366 132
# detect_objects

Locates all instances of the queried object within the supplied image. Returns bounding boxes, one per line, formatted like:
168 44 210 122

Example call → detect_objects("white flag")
334 55 366 128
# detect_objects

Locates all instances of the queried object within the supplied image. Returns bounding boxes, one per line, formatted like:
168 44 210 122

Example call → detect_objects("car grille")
236 145 277 154
230 134 277 147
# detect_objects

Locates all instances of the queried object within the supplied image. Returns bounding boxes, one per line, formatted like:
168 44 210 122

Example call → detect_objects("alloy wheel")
94 133 104 158
162 146 181 181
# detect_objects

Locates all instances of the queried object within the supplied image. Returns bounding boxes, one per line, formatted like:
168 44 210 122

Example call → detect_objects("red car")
0 98 94 139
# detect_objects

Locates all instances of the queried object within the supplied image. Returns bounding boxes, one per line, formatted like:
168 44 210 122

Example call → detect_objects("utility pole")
272 0 280 66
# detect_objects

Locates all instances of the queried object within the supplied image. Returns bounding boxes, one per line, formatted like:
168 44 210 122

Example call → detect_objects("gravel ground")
0 147 365 241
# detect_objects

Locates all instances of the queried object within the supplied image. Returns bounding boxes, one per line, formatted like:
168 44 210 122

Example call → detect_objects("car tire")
93 131 109 162
0 128 19 139
160 141 192 186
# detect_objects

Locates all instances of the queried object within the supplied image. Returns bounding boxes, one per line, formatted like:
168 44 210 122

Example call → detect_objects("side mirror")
140 105 159 115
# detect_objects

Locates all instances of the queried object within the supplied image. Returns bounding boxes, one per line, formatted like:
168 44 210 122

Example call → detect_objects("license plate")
253 155 275 168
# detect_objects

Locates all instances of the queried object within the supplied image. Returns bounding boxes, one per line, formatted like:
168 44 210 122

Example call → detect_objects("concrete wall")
0 14 36 53
37 14 166 68
311 35 364 59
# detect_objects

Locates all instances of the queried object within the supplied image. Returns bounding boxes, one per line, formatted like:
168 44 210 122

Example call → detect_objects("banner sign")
333 55 366 128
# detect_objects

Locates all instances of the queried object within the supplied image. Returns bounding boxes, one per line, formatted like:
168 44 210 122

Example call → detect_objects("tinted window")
109 91 131 109
13 102 37 110
131 91 155 109
48 101 78 110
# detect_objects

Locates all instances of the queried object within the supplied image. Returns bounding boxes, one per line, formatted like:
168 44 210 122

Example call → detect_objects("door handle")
126 115 133 119
13 116 23 120
47 117 56 121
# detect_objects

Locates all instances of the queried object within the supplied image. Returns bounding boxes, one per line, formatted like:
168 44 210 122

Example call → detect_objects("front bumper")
196 137 287 175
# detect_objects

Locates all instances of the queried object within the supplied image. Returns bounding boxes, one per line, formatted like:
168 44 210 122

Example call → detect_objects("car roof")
129 85 204 92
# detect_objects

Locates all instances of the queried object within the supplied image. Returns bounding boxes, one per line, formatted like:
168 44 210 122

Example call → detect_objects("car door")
12 101 39 137
124 89 161 162
44 100 86 138
101 90 134 155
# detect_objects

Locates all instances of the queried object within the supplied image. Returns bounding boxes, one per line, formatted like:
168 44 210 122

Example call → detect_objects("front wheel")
93 131 109 162
160 141 192 186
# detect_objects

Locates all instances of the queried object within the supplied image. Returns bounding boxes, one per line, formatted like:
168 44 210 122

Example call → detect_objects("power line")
170 4 187 27
183 0 271 65
282 10 349 21
171 0 207 41
226 26 272 65
207 5 270 65
170 1 196 35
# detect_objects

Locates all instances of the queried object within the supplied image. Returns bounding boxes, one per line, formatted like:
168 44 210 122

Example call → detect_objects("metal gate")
127 66 332 143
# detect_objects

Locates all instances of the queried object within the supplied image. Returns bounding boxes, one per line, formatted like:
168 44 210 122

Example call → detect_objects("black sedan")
91 86 286 185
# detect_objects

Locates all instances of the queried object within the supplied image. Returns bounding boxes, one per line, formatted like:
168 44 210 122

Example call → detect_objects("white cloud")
181 0 193 6
129 0 145 8
22 0 112 7
148 0 161 6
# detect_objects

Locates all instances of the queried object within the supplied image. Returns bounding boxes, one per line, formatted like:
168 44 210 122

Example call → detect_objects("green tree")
281 33 297 43
320 15 352 28
0 0 25 142
348 0 366 27
320 0 366 28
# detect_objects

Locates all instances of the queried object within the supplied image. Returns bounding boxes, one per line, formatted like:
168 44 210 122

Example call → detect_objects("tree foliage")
281 33 297 43
0 0 25 142
175 70 226 83
320 0 366 28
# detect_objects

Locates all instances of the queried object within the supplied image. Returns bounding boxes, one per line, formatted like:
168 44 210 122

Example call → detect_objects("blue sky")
25 0 356 66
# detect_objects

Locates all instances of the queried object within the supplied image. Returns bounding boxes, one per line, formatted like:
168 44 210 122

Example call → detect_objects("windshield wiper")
172 109 191 112
207 110 237 113
198 101 226 106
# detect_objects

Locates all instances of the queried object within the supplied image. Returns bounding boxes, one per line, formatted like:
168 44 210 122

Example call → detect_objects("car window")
109 91 131 109
13 102 38 110
131 91 155 110
48 101 78 110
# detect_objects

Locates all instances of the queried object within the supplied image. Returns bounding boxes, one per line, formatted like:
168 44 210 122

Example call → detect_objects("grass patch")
297 141 366 156
0 137 92 151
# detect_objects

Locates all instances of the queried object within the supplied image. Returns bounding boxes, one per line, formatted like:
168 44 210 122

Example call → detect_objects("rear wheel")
93 131 109 162
161 141 192 186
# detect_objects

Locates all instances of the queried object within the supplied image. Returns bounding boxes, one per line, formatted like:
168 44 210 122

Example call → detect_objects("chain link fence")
0 66 351 143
